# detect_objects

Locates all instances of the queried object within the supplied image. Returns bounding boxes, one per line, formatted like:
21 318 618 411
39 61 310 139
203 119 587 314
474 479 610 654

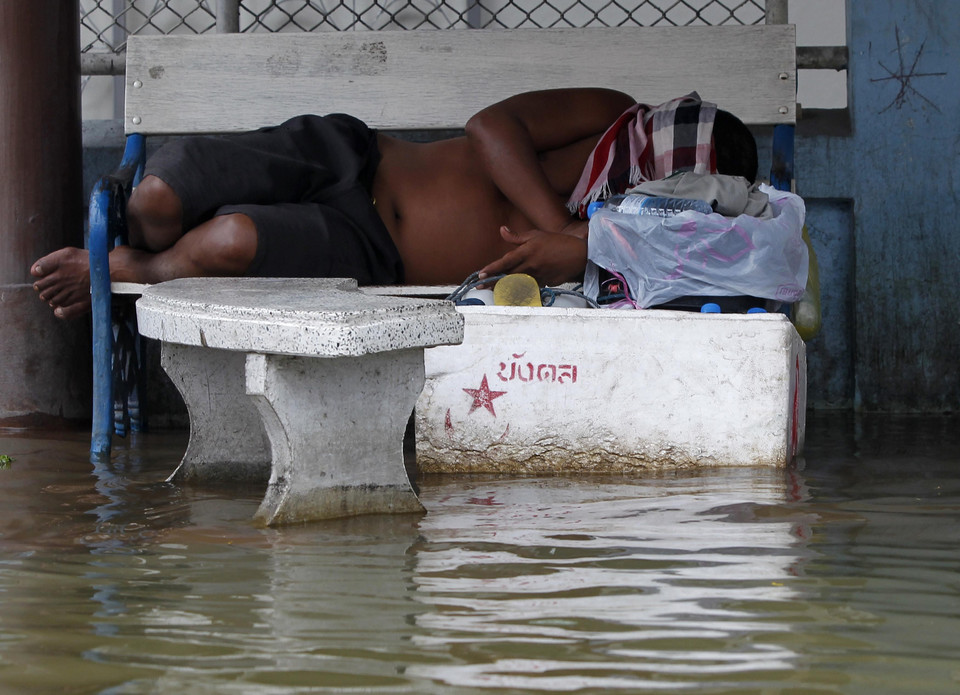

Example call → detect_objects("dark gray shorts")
144 114 404 285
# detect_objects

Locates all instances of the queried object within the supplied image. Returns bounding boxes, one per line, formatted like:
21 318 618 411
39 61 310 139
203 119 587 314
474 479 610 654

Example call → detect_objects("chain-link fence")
81 0 770 64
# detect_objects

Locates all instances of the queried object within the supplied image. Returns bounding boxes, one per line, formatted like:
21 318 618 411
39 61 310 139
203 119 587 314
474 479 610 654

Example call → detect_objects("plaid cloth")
566 92 718 218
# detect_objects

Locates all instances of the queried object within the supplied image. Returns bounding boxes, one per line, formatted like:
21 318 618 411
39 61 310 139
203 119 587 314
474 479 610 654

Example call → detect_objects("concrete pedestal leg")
161 343 271 484
246 350 425 526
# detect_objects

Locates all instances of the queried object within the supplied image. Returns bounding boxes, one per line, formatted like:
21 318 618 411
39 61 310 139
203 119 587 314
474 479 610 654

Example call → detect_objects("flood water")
0 413 958 694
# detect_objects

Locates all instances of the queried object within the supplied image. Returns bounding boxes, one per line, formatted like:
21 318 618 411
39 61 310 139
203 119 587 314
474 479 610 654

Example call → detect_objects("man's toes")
31 253 59 278
53 300 91 321
43 286 70 308
51 282 92 309
33 274 57 295
31 247 82 278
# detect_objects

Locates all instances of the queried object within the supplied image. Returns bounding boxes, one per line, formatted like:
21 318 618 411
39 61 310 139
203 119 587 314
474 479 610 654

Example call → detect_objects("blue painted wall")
799 0 958 411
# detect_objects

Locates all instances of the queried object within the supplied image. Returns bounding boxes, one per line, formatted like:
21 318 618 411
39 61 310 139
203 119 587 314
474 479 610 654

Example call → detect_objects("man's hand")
478 225 588 287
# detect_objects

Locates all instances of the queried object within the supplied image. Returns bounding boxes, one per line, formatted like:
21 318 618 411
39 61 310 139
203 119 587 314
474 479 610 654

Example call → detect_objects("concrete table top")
137 277 464 357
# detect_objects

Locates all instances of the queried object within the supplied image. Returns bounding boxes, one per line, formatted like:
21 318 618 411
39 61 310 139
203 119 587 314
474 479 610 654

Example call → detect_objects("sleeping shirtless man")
31 88 757 319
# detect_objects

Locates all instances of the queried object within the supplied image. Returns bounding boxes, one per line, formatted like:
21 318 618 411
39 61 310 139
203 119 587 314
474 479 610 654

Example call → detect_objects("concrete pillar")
0 3 90 424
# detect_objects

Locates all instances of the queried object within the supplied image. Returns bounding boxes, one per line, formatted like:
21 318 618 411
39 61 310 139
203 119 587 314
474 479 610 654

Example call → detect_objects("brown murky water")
0 413 958 694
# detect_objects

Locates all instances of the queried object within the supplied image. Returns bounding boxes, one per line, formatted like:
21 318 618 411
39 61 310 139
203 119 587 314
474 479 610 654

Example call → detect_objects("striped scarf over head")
566 92 718 218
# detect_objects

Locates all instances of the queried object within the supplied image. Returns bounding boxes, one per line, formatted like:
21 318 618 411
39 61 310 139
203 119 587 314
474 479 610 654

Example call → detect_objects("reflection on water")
0 414 958 694
411 474 809 691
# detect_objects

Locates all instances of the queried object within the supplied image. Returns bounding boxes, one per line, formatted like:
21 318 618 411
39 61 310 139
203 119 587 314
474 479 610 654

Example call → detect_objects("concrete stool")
136 277 464 525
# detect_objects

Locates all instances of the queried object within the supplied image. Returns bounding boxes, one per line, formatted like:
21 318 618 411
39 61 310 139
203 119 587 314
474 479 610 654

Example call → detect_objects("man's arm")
464 87 635 239
465 88 635 286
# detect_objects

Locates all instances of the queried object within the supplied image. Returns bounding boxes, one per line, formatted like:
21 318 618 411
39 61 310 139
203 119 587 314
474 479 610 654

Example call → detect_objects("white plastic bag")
584 185 808 309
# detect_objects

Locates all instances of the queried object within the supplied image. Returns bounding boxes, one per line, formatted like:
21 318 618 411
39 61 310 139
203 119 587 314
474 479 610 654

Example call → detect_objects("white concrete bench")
136 278 463 525
413 302 806 472
365 282 806 472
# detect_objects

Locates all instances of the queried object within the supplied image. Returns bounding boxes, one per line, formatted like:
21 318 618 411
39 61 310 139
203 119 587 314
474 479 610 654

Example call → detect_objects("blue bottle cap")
700 302 721 313
747 307 767 314
586 201 604 219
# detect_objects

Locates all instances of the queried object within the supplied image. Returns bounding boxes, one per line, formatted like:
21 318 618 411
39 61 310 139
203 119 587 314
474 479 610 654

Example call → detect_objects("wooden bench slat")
124 26 796 135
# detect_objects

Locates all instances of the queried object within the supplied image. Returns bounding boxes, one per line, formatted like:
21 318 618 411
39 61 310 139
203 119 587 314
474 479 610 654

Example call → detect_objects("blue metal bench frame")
89 133 146 460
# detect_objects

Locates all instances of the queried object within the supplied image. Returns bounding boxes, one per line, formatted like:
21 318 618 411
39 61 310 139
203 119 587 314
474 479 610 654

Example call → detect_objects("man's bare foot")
30 248 93 319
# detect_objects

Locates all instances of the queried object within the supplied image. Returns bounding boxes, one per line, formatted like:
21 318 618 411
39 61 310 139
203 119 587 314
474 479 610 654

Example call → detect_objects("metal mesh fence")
81 0 767 60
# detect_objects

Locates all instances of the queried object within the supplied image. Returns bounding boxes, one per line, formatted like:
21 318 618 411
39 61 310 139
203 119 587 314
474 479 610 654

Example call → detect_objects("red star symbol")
463 375 507 417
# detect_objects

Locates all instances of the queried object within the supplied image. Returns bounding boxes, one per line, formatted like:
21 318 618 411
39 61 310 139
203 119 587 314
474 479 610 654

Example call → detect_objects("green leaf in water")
0 454 13 469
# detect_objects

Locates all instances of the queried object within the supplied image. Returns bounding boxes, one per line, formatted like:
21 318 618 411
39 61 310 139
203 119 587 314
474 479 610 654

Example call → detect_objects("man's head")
713 109 758 183
567 94 761 217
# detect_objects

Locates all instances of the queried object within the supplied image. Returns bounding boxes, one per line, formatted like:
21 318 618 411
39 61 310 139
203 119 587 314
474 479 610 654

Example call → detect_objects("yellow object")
493 273 542 307
792 225 822 341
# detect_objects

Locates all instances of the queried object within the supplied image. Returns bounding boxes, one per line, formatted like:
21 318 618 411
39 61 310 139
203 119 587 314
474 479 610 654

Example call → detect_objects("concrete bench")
136 277 463 525
365 282 806 472
414 303 805 472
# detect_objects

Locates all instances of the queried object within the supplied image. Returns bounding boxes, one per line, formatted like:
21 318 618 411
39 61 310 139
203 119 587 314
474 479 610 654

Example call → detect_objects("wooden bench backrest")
123 26 796 135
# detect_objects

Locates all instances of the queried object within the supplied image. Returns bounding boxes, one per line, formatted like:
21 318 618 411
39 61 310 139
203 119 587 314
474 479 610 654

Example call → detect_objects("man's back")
371 89 637 284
